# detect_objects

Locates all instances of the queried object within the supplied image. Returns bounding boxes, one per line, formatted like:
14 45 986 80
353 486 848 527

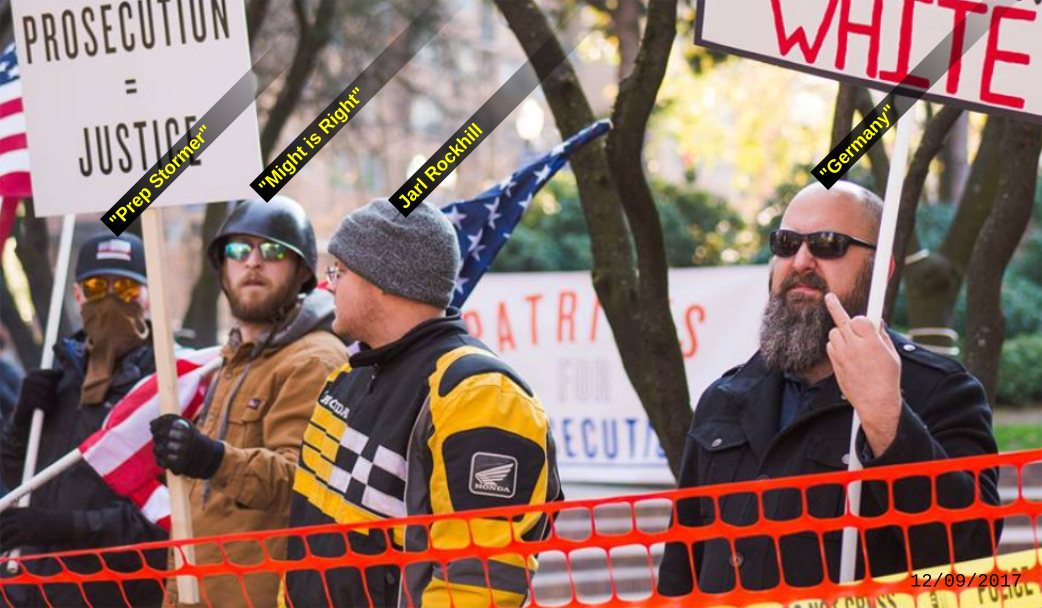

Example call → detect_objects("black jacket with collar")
0 331 167 608
657 331 1001 595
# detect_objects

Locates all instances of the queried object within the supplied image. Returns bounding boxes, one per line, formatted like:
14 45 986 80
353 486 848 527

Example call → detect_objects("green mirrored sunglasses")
224 241 289 262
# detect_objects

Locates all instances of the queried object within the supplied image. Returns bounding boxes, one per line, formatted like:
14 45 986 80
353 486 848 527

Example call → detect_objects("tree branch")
580 0 648 22
259 0 339 159
581 0 614 13
292 0 310 37
607 0 679 364
611 0 675 147
493 0 635 277
246 0 273 44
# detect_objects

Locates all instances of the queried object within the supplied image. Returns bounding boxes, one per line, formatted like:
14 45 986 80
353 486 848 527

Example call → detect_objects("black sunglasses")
769 229 876 259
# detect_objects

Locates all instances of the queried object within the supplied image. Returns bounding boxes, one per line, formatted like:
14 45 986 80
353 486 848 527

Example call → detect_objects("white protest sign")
461 266 770 485
12 0 262 217
696 0 1042 122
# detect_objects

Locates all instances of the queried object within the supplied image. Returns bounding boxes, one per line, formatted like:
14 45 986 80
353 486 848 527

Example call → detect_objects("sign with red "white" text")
696 0 1042 122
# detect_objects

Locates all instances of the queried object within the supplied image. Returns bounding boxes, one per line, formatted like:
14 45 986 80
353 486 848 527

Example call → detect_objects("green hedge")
997 333 1042 406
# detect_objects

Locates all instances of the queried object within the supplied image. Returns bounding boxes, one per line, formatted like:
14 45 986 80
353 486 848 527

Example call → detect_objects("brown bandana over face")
81 295 150 404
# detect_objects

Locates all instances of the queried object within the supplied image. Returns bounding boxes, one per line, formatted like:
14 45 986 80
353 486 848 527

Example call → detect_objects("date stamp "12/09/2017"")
911 571 1032 594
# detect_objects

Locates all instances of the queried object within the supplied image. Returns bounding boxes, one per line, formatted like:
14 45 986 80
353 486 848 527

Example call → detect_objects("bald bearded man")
657 181 1000 594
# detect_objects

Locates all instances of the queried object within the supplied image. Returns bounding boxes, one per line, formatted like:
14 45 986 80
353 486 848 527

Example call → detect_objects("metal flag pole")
7 212 75 570
0 356 224 514
839 96 915 584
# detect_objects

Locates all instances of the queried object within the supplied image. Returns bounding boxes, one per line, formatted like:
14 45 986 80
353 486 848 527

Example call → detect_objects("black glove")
11 369 64 435
0 506 81 552
150 414 225 479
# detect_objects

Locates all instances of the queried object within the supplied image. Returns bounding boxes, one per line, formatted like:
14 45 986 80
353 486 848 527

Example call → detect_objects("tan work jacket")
172 291 348 608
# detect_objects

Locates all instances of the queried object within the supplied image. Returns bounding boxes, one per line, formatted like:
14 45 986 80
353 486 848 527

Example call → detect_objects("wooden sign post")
141 208 200 603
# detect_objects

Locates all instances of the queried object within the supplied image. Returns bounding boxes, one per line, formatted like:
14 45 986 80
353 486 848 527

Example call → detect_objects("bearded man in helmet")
150 196 349 608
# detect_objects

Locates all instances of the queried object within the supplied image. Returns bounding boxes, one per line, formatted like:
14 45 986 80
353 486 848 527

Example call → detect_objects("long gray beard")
759 264 871 373
758 294 834 373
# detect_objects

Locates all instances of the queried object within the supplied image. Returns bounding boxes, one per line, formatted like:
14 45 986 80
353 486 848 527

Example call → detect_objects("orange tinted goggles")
81 277 142 303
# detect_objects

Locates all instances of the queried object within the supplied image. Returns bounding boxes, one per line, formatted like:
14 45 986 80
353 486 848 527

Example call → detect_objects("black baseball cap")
75 234 148 285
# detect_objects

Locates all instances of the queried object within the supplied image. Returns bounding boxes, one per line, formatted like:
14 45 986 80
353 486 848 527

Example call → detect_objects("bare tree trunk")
0 0 13 47
964 121 1042 402
831 83 858 148
0 200 43 367
16 217 55 333
606 0 690 475
16 202 72 338
1 272 39 366
854 87 890 191
494 0 690 475
938 113 969 204
611 0 642 80
179 204 230 347
810 84 891 194
1 198 75 363
940 118 1005 273
903 117 1004 350
885 106 962 317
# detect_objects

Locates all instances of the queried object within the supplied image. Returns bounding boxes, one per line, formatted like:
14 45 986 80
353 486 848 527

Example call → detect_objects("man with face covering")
657 182 1001 595
149 196 349 608
0 233 167 608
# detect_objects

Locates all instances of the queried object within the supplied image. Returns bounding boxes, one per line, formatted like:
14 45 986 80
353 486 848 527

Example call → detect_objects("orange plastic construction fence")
1 449 1038 608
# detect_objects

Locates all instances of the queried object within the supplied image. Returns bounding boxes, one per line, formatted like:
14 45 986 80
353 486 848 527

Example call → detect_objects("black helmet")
207 196 318 293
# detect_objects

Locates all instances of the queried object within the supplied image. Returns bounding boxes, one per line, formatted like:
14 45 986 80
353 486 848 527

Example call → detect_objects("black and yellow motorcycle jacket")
282 312 562 608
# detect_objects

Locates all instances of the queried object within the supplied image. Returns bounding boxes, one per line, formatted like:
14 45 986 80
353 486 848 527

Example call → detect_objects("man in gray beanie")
327 197 459 313
283 199 562 608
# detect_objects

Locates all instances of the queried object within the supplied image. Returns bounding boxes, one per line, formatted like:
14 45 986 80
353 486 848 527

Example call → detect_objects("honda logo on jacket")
469 452 518 498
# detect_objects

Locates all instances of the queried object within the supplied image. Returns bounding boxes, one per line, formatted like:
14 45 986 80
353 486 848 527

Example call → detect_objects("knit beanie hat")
328 199 460 309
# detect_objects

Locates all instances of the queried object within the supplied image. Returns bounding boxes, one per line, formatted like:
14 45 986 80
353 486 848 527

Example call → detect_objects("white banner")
12 0 262 217
461 266 770 485
696 0 1042 122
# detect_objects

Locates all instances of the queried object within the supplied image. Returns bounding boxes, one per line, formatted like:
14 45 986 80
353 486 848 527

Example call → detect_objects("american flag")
0 43 30 197
445 119 611 308
78 348 221 531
